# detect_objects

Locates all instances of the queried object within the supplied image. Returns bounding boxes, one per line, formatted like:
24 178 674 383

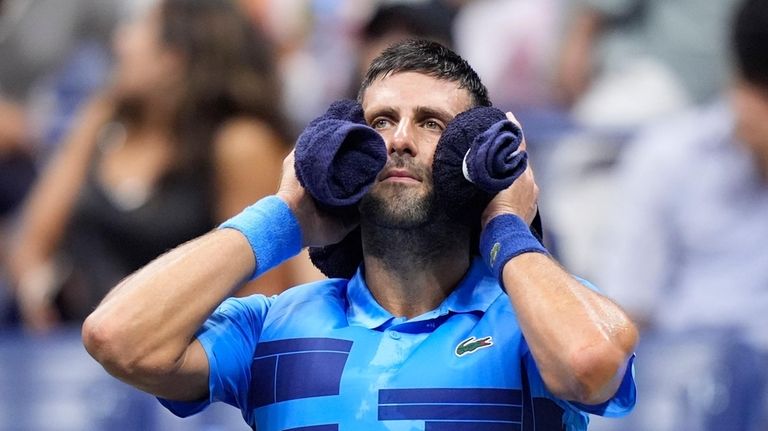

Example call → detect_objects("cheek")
418 132 440 165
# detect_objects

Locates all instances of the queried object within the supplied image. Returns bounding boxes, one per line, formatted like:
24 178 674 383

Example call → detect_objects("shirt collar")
345 257 503 330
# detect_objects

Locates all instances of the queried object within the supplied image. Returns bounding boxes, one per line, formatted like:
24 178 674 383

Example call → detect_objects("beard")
359 154 472 268
359 155 436 229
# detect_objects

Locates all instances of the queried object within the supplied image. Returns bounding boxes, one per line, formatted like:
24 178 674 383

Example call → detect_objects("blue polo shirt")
160 258 636 430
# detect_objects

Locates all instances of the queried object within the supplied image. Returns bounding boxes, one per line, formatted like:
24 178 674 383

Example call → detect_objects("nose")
388 120 418 156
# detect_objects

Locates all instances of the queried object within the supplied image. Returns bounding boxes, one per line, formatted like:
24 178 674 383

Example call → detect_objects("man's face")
360 71 473 227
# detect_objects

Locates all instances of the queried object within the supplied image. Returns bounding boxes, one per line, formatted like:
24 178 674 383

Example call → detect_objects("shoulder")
212 117 288 170
269 278 348 311
214 294 276 322
261 278 350 333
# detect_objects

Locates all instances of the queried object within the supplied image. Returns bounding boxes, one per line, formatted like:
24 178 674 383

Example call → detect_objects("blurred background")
1 0 767 430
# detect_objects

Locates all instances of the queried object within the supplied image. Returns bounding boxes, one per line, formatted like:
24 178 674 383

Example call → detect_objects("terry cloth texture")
295 100 384 278
432 106 527 225
294 99 387 214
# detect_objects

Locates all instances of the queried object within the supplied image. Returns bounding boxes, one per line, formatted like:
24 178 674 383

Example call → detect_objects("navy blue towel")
433 106 526 225
294 100 387 212
309 226 363 279
463 116 527 192
295 100 385 279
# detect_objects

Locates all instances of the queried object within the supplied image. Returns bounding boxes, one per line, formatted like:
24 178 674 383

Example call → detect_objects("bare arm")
82 151 356 400
8 96 114 330
82 228 254 400
482 114 638 405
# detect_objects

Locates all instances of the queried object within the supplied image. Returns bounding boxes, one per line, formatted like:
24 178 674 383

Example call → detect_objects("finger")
505 112 527 152
505 111 521 127
283 149 295 166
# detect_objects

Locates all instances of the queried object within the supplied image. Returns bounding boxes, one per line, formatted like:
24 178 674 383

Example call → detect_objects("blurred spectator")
0 0 119 148
543 0 740 277
592 0 768 429
350 0 454 97
8 0 310 332
556 0 738 131
0 0 123 325
454 0 565 111
273 0 372 133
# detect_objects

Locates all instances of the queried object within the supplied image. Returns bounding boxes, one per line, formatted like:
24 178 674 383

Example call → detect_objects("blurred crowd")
0 0 766 430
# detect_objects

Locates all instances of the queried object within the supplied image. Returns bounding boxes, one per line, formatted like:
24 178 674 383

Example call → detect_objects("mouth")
380 168 421 184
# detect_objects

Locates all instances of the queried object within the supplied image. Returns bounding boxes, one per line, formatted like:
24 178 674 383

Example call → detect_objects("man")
82 40 638 430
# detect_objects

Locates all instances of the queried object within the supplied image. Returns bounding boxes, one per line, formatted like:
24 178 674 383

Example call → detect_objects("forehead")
361 71 473 116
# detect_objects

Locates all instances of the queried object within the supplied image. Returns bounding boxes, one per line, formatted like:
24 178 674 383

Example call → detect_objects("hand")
480 113 539 228
16 262 61 333
276 150 358 247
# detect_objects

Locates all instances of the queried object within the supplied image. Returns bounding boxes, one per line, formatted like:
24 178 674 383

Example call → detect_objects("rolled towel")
294 100 387 213
309 226 362 279
463 117 527 192
433 106 543 242
433 106 525 224
295 100 385 279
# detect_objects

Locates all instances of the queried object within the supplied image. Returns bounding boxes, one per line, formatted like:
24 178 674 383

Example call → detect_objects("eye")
371 118 391 129
423 119 443 131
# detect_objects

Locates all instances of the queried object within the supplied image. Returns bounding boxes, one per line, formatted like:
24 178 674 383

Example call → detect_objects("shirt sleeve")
158 294 274 417
521 346 637 422
574 277 638 416
521 277 638 419
568 355 637 417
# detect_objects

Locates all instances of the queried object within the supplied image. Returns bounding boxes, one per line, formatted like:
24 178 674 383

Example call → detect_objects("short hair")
732 0 768 89
358 39 492 107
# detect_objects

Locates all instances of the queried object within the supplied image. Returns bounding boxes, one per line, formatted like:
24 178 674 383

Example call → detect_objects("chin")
360 185 434 229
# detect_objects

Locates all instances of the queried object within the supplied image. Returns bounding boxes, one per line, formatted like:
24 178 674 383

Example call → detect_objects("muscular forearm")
502 253 637 405
82 229 254 384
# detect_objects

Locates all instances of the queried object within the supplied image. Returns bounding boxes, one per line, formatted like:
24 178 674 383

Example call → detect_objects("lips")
380 168 421 183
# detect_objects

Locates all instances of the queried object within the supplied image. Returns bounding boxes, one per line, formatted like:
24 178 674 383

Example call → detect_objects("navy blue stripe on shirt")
379 388 522 406
378 404 521 422
425 422 521 431
255 338 353 357
250 338 352 407
275 351 349 402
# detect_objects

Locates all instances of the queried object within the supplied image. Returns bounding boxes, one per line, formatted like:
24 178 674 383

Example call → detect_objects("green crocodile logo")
489 243 501 267
455 336 494 357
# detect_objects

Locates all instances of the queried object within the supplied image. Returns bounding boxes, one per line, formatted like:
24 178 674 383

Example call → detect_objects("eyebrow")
364 106 455 124
364 107 398 124
413 106 454 124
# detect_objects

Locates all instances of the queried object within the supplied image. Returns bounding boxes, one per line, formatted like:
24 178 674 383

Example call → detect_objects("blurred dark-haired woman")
9 0 320 331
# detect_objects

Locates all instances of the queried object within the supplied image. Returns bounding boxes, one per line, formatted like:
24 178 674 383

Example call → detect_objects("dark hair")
732 0 768 89
158 0 287 174
358 39 491 107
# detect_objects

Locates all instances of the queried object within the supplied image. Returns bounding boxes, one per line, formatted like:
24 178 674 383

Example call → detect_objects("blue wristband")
480 214 548 282
219 195 303 280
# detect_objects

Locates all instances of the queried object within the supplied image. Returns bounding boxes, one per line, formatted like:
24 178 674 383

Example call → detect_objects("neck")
361 220 471 319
